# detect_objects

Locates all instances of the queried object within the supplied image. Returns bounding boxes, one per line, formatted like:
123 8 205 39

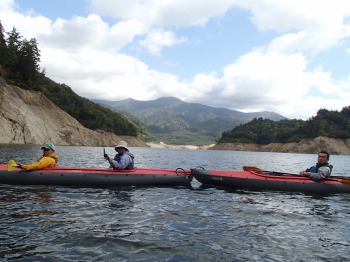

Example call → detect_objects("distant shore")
146 136 350 155
146 142 215 150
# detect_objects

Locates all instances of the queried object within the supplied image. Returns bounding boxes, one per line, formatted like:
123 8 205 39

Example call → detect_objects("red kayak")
0 164 193 187
191 166 350 194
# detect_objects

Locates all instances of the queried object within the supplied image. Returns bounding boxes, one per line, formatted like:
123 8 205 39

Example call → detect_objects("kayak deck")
191 167 350 193
0 165 193 187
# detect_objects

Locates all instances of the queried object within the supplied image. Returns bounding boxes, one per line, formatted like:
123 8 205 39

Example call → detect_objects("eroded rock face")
210 136 350 155
0 79 147 147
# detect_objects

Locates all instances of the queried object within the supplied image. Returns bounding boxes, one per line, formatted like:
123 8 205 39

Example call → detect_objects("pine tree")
0 21 8 76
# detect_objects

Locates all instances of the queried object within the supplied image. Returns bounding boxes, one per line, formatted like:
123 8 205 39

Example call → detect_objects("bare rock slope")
211 136 350 155
0 79 147 147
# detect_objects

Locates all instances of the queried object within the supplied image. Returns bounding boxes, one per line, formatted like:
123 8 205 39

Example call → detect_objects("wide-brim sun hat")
41 142 55 151
115 141 129 151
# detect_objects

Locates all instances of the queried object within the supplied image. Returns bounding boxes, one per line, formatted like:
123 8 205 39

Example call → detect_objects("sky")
1 0 350 119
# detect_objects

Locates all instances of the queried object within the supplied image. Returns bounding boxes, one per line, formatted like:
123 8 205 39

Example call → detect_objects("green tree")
18 38 41 87
0 21 7 66
4 27 23 83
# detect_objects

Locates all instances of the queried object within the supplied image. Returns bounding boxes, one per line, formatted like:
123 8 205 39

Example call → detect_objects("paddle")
103 148 109 159
243 165 350 185
7 159 17 171
339 178 350 185
243 165 298 175
243 166 264 172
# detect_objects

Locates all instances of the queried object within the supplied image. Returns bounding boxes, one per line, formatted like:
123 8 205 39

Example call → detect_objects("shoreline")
146 142 215 150
146 136 350 155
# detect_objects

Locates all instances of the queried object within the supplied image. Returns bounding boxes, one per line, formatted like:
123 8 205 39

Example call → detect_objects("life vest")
125 152 135 170
113 152 134 170
35 155 58 166
306 163 333 174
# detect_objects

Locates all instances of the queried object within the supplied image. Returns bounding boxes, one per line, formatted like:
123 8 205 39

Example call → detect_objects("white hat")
115 141 129 151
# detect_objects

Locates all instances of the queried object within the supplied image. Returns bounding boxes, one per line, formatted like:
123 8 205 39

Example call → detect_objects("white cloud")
187 51 309 116
0 9 51 39
138 28 186 55
237 0 350 53
88 0 236 27
184 49 350 119
0 0 16 11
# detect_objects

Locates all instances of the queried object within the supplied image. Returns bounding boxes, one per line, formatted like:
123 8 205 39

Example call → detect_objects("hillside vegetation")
219 107 350 144
94 97 286 145
0 20 145 138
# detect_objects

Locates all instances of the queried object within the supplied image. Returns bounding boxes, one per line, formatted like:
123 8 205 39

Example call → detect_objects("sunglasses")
43 148 51 151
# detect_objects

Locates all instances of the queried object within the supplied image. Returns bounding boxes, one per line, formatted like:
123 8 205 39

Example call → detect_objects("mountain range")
93 97 286 145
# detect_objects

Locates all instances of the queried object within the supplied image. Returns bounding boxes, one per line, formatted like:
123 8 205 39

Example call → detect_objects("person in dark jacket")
105 141 135 170
299 150 332 182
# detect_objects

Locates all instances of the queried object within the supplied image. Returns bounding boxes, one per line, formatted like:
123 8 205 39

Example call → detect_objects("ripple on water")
1 147 350 261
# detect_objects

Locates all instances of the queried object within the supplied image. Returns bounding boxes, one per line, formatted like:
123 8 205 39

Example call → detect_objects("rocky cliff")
0 78 147 147
210 136 350 155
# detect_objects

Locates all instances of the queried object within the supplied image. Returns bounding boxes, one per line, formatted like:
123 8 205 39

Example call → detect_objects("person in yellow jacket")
18 142 59 171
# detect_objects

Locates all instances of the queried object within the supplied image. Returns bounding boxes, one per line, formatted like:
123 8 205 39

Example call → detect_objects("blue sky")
1 0 350 119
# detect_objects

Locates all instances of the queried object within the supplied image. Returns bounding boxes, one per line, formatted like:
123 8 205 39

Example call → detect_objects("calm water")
0 145 350 261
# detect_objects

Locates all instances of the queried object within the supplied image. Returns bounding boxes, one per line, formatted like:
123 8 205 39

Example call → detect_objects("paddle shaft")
243 165 348 179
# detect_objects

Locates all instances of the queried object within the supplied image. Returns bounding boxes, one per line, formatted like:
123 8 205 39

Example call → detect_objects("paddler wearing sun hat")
104 141 135 170
17 142 59 171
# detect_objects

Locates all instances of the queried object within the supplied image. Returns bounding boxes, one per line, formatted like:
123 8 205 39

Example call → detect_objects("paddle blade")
243 166 262 172
7 159 17 171
339 178 350 186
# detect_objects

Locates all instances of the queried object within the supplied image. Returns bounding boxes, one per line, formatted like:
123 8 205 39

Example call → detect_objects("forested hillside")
0 20 142 137
94 97 286 145
219 107 350 144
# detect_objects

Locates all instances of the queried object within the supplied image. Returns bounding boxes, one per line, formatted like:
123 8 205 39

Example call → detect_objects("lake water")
1 145 350 261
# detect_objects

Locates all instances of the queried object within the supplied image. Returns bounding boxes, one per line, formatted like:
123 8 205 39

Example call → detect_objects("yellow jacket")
22 153 59 171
